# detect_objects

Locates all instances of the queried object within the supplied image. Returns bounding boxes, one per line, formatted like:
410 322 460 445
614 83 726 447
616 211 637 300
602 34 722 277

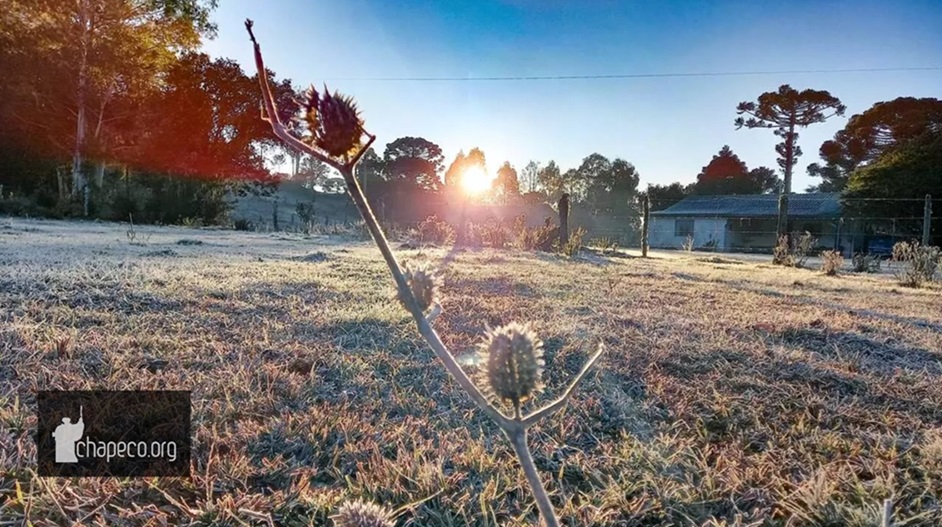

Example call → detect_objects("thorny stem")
509 429 559 527
245 20 604 526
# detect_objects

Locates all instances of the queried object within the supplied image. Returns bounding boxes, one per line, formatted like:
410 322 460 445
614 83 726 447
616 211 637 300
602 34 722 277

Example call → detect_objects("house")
649 193 851 253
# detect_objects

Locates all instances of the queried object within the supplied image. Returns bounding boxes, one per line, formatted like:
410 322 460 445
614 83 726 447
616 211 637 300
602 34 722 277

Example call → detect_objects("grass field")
2 217 941 526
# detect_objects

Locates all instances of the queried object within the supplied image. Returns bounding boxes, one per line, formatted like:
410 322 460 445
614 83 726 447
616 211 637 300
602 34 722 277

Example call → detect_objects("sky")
202 0 942 192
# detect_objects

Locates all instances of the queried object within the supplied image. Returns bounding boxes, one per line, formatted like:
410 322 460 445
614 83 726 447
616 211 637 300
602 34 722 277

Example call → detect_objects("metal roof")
651 193 842 218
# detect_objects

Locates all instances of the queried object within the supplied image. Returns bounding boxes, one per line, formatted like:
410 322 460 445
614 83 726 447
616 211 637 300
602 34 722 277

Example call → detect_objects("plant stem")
337 166 512 429
508 428 559 527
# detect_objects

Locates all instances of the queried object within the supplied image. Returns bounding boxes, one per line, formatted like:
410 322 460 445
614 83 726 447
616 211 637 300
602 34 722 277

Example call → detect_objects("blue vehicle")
865 236 896 255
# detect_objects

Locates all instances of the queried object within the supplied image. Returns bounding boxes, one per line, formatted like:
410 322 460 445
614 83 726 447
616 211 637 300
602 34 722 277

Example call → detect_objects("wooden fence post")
923 194 932 245
776 193 788 238
559 193 570 247
642 195 650 257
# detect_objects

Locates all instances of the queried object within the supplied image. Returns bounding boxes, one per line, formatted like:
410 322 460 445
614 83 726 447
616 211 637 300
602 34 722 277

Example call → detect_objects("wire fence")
632 196 940 255
237 190 940 256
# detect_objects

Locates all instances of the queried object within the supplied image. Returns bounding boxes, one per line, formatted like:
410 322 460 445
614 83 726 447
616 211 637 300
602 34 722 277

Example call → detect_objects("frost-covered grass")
1 217 941 526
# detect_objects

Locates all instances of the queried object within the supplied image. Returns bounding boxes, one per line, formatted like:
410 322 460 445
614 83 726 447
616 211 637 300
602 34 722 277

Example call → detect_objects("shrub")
413 214 455 246
233 218 253 231
772 231 817 268
851 253 882 273
892 241 941 287
0 196 36 216
477 219 509 248
681 234 694 252
592 237 619 255
820 250 843 276
792 231 817 268
559 226 586 257
513 217 556 252
296 201 316 224
772 235 794 266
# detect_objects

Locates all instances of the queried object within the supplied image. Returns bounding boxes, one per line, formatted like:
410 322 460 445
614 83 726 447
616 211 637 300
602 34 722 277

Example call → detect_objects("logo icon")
52 405 84 463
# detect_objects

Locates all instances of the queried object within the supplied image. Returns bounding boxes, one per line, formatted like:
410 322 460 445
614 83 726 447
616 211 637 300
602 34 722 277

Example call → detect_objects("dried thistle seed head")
316 86 365 158
331 499 394 527
300 84 364 158
399 263 439 313
478 322 544 407
301 84 321 134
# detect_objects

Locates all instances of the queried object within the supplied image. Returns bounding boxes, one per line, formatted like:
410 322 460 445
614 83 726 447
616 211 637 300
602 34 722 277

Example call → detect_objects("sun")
461 166 492 195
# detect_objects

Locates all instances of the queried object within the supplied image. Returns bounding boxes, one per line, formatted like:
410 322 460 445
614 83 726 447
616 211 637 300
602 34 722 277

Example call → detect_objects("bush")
476 219 509 248
772 235 794 266
296 201 316 224
820 250 843 276
513 216 556 252
851 253 882 273
413 214 455 246
233 218 253 231
892 241 941 287
773 231 817 268
559 226 586 257
681 234 694 252
0 196 36 216
591 237 619 255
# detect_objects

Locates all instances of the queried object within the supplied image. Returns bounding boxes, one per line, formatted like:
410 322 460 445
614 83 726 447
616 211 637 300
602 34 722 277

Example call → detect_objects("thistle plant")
331 499 395 527
245 20 604 527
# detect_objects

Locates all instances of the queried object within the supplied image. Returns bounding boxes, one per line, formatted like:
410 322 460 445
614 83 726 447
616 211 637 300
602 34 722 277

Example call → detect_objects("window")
674 219 694 237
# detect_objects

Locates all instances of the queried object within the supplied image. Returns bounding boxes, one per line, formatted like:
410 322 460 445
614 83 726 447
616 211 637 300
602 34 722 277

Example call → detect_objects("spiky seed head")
478 322 544 408
300 84 364 158
399 263 439 313
301 84 321 133
321 87 365 158
331 499 394 527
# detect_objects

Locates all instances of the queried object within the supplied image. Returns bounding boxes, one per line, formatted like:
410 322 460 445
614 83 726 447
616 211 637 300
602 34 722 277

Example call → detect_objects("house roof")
651 193 842 218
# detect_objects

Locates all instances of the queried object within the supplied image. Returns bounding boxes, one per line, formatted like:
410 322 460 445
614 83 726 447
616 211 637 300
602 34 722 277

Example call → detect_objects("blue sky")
203 0 942 191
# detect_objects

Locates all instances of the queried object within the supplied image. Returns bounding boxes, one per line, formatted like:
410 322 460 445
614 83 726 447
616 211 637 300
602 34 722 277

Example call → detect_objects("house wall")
650 217 728 250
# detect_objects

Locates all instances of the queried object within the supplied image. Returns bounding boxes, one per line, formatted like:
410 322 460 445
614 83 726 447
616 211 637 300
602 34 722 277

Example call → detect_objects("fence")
232 186 940 257
639 196 940 256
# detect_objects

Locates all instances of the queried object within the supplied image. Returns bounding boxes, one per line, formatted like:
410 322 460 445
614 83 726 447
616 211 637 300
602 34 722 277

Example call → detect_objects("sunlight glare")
461 166 492 195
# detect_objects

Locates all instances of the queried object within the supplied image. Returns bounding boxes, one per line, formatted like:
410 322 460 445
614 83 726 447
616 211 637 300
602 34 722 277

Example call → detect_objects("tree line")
1 1 939 229
644 87 942 237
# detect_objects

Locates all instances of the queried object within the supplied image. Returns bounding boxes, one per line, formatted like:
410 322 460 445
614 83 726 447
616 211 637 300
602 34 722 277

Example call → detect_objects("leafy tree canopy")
736 84 845 193
808 97 942 192
383 137 444 192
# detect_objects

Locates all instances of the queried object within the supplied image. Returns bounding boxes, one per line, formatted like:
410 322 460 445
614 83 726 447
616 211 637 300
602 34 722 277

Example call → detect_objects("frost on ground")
2 218 942 526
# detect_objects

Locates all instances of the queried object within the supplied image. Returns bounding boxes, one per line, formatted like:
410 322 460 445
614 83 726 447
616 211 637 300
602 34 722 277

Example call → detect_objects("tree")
640 182 691 211
493 161 521 201
692 146 782 195
444 150 466 192
736 84 845 234
748 167 783 194
520 161 541 194
582 156 640 213
133 53 273 182
843 130 942 242
808 97 942 192
693 145 749 194
0 0 217 215
356 147 386 196
297 156 332 190
383 137 445 192
537 161 565 202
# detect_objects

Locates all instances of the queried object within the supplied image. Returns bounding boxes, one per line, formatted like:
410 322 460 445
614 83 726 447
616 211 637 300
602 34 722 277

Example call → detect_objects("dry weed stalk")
244 20 603 527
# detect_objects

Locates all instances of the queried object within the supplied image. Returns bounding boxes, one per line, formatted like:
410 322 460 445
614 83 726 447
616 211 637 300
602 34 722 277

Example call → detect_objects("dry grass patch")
1 218 941 526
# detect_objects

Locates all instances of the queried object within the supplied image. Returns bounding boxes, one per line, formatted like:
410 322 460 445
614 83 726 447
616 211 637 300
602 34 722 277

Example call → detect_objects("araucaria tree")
244 20 603 527
735 85 845 234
